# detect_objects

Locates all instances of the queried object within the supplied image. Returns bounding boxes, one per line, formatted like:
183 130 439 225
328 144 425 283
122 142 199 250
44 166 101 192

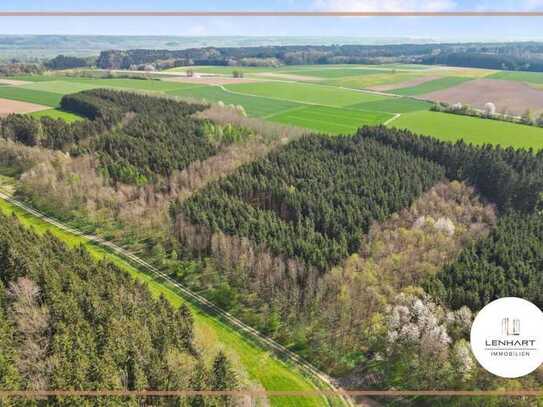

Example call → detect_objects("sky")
1 0 543 40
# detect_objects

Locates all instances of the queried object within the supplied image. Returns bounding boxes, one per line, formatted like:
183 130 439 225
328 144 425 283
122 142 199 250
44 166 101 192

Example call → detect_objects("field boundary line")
0 191 354 407
383 113 401 126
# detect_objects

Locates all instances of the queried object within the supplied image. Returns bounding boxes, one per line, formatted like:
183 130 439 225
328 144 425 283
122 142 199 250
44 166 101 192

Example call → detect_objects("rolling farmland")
1 63 543 146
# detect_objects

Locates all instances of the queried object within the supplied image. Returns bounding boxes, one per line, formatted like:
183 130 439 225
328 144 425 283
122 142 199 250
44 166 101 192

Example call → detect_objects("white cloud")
313 0 457 12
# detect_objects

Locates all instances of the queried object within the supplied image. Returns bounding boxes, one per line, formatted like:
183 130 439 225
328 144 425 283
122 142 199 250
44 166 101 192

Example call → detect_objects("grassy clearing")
225 81 389 107
391 110 543 150
268 105 393 134
389 77 473 96
167 85 301 117
28 108 84 122
489 70 543 84
349 97 432 113
0 197 327 407
0 85 62 107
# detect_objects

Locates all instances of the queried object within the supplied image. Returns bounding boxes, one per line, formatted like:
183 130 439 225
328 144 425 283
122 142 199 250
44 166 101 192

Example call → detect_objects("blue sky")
1 0 543 40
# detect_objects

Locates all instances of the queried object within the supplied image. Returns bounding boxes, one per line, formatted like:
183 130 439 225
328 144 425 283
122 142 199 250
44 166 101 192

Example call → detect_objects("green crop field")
20 80 101 94
349 97 432 113
0 85 62 107
28 108 84 122
489 70 543 84
167 85 301 117
389 77 473 96
324 72 425 90
268 105 394 134
61 77 198 92
0 197 330 407
280 68 393 78
225 81 389 107
391 111 543 150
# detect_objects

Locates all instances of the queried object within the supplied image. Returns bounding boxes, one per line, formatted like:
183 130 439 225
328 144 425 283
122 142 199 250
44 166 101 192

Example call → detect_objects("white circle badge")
470 297 543 378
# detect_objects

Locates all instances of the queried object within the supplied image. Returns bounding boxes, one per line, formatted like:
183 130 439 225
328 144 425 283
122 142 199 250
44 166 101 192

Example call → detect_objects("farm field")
348 97 432 113
224 81 390 106
2 65 543 144
0 85 63 106
489 70 543 84
167 84 302 117
389 77 473 96
0 97 49 115
268 105 394 133
391 110 543 150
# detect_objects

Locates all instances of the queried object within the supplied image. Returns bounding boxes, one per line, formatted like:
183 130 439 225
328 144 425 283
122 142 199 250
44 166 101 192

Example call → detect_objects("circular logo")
470 297 543 378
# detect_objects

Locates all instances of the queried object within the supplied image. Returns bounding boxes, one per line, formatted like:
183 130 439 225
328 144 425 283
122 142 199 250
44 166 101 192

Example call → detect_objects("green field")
349 97 432 113
280 68 393 78
489 70 543 84
61 77 198 92
0 197 329 407
392 110 543 150
0 85 62 107
167 85 302 117
225 81 389 107
28 108 84 122
268 105 393 134
20 80 101 94
389 77 472 96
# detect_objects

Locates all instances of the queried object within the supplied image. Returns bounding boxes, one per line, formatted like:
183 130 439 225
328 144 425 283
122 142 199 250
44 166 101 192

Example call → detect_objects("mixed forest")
1 87 543 407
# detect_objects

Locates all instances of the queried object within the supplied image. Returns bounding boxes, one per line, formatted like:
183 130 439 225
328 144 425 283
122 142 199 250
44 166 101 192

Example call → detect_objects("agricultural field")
167 85 302 117
389 76 473 96
489 70 543 84
2 64 543 144
0 85 63 106
268 105 394 133
391 110 543 150
0 97 49 116
224 81 390 106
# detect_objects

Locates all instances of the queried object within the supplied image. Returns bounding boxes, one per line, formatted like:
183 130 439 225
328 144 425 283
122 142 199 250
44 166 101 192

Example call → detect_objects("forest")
0 212 240 405
180 134 444 269
0 89 221 184
94 42 543 71
2 92 543 406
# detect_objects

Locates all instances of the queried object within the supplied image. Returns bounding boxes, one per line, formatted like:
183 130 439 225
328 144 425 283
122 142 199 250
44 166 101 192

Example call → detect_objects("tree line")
0 212 240 405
